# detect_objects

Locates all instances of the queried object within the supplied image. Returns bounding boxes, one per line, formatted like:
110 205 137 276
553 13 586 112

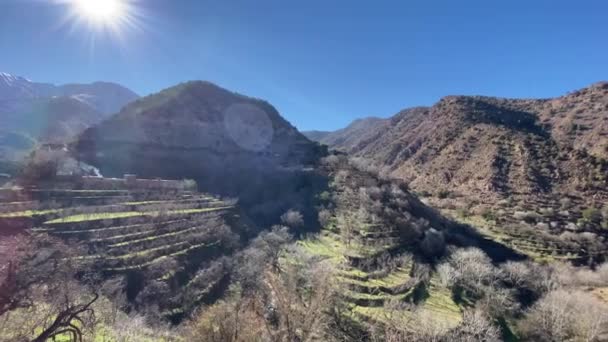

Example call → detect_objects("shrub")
438 248 502 298
317 191 331 202
446 309 501 341
518 290 608 342
513 211 540 223
481 209 496 222
437 189 451 199
582 207 602 223
317 209 332 228
420 228 445 258
456 207 470 218
281 209 304 228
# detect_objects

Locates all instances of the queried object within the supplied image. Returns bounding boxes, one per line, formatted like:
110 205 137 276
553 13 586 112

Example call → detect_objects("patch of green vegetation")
481 208 497 221
108 226 203 248
420 284 461 324
582 207 601 223
338 268 369 280
90 228 157 242
440 209 574 262
121 196 213 206
299 234 346 262
49 219 187 235
342 288 412 302
104 241 220 271
44 206 232 224
437 189 451 199
0 208 62 218
339 266 412 289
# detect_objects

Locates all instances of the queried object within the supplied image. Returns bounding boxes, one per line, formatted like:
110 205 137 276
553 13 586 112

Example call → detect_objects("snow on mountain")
0 72 140 163
0 72 139 114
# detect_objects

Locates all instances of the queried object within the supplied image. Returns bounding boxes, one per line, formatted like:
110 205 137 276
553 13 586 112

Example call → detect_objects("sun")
72 0 126 23
56 0 143 43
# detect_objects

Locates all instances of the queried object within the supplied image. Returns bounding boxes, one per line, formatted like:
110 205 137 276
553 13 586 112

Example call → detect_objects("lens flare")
56 0 144 44
72 0 126 23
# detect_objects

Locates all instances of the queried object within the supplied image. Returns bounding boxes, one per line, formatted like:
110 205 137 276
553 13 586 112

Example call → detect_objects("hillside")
312 83 608 263
302 130 331 142
0 177 249 324
73 81 328 226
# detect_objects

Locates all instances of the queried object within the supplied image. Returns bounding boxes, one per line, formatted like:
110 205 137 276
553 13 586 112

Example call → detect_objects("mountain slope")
316 83 608 199
73 81 327 225
58 81 139 114
314 82 608 262
305 116 389 151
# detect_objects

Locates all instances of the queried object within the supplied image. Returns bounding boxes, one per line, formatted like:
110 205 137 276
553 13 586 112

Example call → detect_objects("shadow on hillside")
446 222 527 263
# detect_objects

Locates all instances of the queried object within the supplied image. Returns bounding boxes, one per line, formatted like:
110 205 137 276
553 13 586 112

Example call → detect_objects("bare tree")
519 289 608 341
317 208 332 228
446 309 501 342
0 235 101 341
281 209 304 229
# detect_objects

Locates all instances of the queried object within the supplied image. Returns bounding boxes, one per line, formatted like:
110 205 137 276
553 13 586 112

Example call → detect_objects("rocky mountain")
310 83 608 261
0 72 139 166
313 82 608 200
73 81 327 225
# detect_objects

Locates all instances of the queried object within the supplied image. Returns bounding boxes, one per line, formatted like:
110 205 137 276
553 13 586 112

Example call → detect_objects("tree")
420 228 445 258
446 309 501 342
317 208 332 228
518 289 608 342
0 234 101 341
281 209 304 229
259 246 338 341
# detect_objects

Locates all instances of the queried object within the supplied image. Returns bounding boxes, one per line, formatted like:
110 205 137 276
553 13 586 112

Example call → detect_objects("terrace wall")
51 175 195 191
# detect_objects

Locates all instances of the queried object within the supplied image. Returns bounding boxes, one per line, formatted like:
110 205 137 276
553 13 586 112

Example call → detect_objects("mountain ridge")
306 82 608 261
0 72 139 167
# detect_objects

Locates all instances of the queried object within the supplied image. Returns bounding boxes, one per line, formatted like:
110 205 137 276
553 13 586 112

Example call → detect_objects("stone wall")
74 175 195 191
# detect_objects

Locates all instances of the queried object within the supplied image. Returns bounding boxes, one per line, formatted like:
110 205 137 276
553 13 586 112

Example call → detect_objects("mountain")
311 82 608 261
313 82 608 199
302 130 331 142
0 72 139 114
73 81 327 225
304 116 389 150
58 82 139 115
0 72 139 167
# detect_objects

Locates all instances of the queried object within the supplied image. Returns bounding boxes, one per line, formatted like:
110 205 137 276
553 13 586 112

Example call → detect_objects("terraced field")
440 207 602 263
300 218 463 332
0 185 241 320
419 190 608 264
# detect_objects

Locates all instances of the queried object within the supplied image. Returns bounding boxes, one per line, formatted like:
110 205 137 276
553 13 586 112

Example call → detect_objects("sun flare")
72 0 126 23
57 0 143 43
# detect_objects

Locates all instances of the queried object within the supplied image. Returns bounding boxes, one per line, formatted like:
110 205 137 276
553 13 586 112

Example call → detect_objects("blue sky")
1 0 607 131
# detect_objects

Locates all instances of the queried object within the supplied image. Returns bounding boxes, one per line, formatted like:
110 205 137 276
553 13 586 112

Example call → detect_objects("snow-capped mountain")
0 72 139 165
0 72 56 101
0 72 139 114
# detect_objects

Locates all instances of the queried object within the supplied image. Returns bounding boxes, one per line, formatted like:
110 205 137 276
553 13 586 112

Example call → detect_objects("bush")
317 209 332 228
419 228 445 258
518 290 608 342
582 207 602 223
438 248 501 297
281 209 304 228
437 189 451 199
481 209 496 222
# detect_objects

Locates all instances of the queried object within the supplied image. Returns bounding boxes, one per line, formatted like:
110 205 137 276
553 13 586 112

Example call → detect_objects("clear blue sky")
1 0 607 131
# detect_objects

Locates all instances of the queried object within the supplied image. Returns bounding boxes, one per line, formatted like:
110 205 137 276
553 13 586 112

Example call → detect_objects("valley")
1 79 607 341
